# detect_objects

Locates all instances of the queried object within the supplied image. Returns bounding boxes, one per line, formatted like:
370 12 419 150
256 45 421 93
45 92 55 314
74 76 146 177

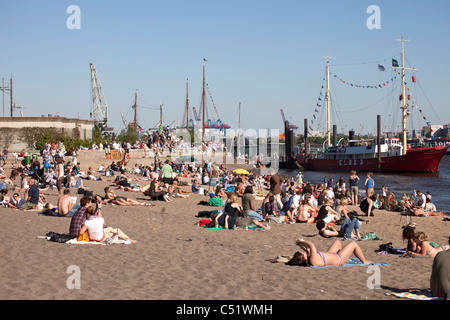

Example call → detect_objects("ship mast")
323 55 334 147
393 37 417 155
202 63 206 142
186 78 189 131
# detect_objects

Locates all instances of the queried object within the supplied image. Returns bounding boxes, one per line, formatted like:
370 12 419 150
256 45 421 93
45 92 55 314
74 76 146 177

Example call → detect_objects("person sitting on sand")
405 232 450 257
290 238 372 267
359 194 378 217
78 205 137 243
296 197 316 223
167 180 189 199
69 196 95 238
265 195 281 216
57 188 74 216
103 187 153 206
424 198 442 215
208 210 272 231
144 179 171 202
315 198 340 224
208 192 224 207
402 224 418 252
191 179 200 194
8 192 26 209
241 186 264 221
20 179 43 211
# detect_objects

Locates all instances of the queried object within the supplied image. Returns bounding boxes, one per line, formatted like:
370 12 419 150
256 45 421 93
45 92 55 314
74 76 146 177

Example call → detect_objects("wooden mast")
186 78 189 131
393 37 417 155
202 63 206 142
322 55 334 147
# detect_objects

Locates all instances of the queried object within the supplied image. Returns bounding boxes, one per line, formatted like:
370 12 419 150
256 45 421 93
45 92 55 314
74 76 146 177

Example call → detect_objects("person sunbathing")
403 201 443 217
405 232 450 257
292 239 372 267
103 187 153 206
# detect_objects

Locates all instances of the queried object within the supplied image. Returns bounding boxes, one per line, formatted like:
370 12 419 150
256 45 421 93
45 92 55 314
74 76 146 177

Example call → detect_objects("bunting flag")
331 72 397 89
378 64 385 71
392 59 399 67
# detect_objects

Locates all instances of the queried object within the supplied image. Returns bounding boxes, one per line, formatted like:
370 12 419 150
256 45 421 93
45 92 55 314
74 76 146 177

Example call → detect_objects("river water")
279 155 450 212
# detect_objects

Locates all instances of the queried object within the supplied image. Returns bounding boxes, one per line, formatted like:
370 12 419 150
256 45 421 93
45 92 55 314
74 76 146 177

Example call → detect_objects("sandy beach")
0 155 448 301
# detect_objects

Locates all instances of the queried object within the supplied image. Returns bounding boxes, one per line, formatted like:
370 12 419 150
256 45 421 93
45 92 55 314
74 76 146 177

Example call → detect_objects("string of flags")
309 67 432 130
331 72 397 89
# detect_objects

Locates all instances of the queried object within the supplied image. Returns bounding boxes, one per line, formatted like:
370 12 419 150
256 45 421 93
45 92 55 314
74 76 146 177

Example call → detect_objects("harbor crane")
90 63 114 135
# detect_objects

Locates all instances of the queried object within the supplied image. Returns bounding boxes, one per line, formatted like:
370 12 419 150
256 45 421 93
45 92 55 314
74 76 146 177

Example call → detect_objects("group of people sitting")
205 186 272 231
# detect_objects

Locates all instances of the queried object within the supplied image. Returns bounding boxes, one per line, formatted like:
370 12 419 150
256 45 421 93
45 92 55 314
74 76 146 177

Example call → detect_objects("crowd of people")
0 138 449 299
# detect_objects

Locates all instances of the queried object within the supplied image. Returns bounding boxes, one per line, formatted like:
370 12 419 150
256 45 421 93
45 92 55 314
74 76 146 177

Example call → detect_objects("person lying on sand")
103 187 153 206
404 232 449 257
400 200 443 217
291 239 372 267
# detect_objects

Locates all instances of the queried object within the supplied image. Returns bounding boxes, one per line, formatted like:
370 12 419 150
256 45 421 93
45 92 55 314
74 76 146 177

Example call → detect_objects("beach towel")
384 291 443 300
203 225 263 231
309 258 388 269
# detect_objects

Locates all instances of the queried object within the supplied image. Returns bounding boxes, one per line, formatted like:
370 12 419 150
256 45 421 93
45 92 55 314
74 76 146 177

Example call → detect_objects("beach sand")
0 156 448 301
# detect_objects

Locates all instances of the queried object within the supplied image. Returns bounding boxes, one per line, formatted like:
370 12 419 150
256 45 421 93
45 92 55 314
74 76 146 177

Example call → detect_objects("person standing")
365 172 375 198
161 160 173 189
348 170 360 205
56 157 65 196
269 173 283 209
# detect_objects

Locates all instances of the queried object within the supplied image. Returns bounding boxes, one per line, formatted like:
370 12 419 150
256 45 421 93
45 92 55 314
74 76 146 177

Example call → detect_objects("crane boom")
280 109 287 123
192 107 200 121
90 63 109 132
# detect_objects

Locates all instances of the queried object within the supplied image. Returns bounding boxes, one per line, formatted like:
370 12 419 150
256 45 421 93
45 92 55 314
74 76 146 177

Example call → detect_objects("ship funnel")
349 130 355 147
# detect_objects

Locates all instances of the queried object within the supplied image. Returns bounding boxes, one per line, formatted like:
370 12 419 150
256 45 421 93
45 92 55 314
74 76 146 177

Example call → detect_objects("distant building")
0 116 95 151
422 125 447 138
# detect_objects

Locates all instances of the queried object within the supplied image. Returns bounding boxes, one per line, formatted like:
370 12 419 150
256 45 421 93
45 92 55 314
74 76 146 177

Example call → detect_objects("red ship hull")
296 146 448 173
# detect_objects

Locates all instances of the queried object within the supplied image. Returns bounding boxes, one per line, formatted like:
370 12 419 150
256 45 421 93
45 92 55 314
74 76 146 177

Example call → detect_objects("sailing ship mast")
392 37 417 155
186 78 189 131
202 63 206 142
323 55 334 147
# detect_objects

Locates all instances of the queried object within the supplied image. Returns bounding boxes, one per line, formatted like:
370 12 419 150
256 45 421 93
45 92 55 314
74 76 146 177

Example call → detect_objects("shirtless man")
58 188 74 216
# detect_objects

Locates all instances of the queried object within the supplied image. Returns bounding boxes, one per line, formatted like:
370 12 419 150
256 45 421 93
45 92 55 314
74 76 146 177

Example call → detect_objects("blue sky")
1 0 449 135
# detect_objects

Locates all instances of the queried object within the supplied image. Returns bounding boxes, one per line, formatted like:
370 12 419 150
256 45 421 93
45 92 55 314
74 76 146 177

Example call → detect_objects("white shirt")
326 189 335 199
84 216 105 241
292 194 301 209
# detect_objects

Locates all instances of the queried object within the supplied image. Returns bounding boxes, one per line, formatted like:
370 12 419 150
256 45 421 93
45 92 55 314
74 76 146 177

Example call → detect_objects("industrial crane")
280 109 298 130
90 63 113 135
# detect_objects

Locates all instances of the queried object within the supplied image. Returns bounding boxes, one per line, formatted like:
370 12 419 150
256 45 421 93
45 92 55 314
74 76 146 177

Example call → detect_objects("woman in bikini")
406 232 449 257
293 238 372 267
103 187 153 206
296 196 317 223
